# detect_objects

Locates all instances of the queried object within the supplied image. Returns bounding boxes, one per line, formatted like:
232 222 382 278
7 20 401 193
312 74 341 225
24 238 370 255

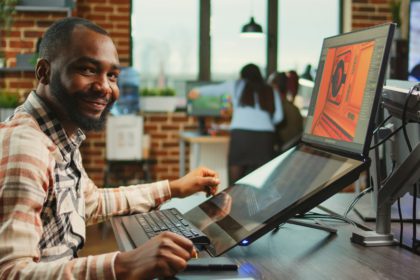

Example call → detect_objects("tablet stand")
287 218 337 233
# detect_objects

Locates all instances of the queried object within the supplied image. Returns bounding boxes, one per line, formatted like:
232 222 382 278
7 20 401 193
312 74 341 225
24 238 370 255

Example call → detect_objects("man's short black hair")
39 17 109 62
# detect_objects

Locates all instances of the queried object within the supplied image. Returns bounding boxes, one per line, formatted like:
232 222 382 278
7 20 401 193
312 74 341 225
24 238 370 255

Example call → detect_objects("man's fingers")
158 232 194 253
199 166 218 178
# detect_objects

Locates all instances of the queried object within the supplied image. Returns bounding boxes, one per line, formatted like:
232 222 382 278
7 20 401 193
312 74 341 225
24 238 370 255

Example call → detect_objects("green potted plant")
0 90 20 121
0 0 17 35
0 0 18 68
390 0 401 27
139 87 178 112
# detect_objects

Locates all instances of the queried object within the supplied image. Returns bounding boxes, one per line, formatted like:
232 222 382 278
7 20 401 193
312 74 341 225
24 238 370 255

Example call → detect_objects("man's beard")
50 72 114 131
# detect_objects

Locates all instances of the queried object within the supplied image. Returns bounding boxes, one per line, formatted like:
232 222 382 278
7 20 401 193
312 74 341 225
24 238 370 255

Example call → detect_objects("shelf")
15 5 72 16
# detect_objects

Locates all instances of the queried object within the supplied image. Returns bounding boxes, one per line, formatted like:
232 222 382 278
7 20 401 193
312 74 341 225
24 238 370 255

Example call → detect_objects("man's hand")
170 167 220 198
114 231 196 280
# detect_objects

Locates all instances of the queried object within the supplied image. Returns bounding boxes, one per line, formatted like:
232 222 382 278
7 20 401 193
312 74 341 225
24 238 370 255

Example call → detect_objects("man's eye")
80 67 96 75
108 72 119 81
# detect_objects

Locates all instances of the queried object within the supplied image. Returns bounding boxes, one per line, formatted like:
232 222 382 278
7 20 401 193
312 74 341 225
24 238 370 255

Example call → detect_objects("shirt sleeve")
83 174 172 225
0 120 118 279
272 91 284 125
196 80 235 98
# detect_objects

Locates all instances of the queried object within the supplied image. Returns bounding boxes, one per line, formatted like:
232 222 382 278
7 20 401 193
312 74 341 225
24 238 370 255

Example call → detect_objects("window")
211 0 267 80
131 0 198 95
131 0 341 92
278 0 340 75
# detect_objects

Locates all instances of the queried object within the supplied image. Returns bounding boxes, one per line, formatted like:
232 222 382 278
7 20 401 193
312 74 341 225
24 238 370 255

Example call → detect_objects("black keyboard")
121 208 210 246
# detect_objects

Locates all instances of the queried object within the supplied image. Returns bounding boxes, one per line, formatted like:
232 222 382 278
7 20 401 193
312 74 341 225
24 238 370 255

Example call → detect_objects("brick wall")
352 0 393 29
1 0 396 187
0 0 133 186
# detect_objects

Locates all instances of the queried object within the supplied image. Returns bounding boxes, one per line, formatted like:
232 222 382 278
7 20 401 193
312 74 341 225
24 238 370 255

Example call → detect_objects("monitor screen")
302 24 395 157
409 0 420 81
186 81 229 117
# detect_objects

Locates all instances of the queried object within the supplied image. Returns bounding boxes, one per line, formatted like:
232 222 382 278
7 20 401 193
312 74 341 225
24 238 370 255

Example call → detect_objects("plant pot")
19 0 68 7
140 96 178 112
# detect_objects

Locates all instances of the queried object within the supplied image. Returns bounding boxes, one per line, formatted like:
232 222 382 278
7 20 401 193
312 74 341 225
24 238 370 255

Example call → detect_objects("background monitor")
409 0 420 81
186 81 229 134
302 23 394 157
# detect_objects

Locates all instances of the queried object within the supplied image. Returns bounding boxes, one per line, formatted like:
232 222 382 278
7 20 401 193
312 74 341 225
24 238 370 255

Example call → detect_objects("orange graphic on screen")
311 40 375 142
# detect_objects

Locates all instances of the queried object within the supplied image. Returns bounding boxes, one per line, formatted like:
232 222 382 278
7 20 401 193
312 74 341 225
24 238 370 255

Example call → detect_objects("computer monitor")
409 0 420 81
302 23 394 157
185 81 230 135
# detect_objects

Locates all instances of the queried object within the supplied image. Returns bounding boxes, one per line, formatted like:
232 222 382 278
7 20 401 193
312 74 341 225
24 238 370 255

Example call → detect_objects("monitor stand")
197 117 208 135
353 193 420 222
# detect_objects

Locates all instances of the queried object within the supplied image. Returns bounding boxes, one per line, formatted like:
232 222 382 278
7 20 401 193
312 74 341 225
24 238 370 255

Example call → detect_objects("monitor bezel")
301 23 396 159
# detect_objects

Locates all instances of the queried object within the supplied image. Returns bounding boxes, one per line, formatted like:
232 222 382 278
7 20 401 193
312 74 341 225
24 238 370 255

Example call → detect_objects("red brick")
150 116 169 122
13 19 35 28
111 0 130 4
24 31 44 38
94 6 115 13
86 15 107 22
151 133 168 139
161 125 181 131
9 81 34 89
36 20 59 28
117 7 130 13
9 40 34 49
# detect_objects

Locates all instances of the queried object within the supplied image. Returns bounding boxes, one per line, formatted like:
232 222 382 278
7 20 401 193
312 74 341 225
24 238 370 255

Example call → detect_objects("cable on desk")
394 83 420 252
297 208 372 230
343 186 373 219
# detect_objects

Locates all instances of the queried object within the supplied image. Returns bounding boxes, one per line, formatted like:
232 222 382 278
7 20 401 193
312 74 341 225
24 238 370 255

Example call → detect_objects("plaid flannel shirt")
0 92 171 279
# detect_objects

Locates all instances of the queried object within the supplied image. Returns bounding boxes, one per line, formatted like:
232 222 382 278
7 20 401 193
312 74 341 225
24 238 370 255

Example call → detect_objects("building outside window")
211 0 267 81
278 0 340 76
131 0 340 95
131 0 198 96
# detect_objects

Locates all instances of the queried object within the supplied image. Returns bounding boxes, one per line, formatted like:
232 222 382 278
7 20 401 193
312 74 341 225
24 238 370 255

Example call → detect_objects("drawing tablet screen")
184 145 364 256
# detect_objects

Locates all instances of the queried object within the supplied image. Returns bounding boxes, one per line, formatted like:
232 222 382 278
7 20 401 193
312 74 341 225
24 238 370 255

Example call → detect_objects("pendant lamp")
241 17 263 34
241 0 263 37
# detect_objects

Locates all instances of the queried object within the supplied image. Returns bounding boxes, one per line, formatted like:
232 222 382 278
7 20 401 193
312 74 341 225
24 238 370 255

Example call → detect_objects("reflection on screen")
184 146 362 256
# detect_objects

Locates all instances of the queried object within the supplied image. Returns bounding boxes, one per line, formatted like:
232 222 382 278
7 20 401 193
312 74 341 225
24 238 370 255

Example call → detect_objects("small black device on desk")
185 257 238 271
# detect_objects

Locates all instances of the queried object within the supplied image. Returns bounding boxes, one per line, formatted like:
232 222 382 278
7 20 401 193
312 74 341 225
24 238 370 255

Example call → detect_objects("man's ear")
35 58 51 85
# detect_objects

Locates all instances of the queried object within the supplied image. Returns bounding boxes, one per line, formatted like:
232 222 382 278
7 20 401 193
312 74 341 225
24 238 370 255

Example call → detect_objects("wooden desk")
103 159 157 187
111 193 420 279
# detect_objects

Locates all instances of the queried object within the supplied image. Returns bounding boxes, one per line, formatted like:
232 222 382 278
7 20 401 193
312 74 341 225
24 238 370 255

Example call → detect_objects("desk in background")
103 159 157 187
111 193 420 279
171 131 230 213
179 131 229 187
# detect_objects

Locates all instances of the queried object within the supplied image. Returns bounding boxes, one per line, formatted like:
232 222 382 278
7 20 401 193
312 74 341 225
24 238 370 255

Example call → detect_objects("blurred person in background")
189 63 283 185
268 71 303 154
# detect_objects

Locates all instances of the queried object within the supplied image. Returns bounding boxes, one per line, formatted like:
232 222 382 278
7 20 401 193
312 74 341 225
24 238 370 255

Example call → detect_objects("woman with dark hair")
287 70 299 103
189 63 283 185
268 71 303 153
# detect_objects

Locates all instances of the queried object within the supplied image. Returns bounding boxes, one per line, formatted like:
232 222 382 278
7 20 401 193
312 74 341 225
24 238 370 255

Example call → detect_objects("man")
0 17 220 279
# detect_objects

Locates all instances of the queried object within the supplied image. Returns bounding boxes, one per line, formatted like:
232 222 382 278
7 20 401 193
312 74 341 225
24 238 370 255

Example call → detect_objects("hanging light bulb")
241 0 263 37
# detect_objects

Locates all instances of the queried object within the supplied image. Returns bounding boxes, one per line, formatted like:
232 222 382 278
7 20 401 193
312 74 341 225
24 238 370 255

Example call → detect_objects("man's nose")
91 75 113 95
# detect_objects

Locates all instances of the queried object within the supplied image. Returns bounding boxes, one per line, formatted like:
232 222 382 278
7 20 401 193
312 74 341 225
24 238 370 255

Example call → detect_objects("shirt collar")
23 91 86 159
